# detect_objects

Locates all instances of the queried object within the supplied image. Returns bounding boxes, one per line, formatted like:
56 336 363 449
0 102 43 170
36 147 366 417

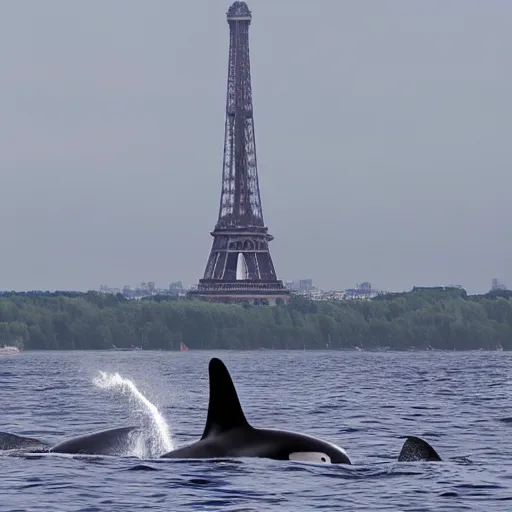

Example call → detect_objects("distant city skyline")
2 1 511 295
2 273 507 296
75 276 509 296
2 274 508 295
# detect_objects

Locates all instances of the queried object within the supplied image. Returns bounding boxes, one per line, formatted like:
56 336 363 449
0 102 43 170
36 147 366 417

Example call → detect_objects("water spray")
93 372 173 457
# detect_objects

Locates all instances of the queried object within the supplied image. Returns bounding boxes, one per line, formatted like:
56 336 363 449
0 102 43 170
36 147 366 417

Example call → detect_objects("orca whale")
160 357 352 464
0 426 139 456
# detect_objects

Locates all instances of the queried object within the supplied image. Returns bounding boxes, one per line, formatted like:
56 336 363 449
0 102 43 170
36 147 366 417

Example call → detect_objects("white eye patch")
289 452 332 464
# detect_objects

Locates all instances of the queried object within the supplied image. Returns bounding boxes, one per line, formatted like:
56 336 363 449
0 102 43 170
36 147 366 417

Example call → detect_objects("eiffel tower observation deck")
189 2 290 306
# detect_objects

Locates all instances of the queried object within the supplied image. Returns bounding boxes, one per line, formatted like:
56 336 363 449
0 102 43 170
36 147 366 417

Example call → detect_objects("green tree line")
0 287 511 350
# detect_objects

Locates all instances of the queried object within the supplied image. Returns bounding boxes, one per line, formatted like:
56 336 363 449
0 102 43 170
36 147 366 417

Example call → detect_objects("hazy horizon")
2 1 511 295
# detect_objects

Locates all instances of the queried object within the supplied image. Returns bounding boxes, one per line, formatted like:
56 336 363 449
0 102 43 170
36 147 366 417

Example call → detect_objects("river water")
1 350 511 511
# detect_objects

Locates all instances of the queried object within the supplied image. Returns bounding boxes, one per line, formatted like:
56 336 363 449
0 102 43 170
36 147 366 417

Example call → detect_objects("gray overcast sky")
1 0 510 294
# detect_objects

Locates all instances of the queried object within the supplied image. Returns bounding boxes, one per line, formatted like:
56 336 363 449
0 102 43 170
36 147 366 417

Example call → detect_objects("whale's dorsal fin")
201 358 249 439
398 436 442 462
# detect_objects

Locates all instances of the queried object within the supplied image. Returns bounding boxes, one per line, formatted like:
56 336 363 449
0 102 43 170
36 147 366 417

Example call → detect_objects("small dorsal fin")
398 436 442 462
201 358 249 439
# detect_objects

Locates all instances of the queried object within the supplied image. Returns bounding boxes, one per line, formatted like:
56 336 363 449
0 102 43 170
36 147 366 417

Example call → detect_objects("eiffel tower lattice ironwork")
189 1 289 305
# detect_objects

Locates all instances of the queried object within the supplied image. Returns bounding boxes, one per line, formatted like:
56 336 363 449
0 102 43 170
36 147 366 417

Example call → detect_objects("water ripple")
1 350 511 511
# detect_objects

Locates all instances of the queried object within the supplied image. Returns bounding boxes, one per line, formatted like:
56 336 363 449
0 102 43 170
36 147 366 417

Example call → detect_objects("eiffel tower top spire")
216 0 262 230
226 2 251 20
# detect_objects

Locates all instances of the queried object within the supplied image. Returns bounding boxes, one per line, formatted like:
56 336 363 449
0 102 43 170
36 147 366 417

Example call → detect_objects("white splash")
93 371 173 456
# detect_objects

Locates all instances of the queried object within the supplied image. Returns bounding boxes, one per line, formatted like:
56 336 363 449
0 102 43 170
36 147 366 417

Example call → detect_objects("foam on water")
93 371 173 457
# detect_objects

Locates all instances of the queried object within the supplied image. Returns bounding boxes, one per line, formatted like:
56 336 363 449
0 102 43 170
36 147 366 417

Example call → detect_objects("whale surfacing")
397 436 442 462
0 431 50 451
1 358 445 466
0 426 140 456
160 357 351 464
50 426 140 456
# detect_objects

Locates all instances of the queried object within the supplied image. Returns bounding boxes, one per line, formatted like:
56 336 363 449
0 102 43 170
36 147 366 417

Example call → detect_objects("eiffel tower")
189 2 289 306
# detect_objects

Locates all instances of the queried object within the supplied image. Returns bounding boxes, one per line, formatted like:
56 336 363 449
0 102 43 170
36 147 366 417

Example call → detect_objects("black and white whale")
161 357 351 464
0 426 140 456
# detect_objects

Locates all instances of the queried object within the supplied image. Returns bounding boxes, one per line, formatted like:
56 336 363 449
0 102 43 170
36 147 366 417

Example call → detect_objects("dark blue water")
1 350 511 511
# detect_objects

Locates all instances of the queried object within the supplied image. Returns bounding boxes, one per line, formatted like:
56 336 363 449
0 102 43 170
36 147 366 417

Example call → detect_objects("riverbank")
0 287 510 350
